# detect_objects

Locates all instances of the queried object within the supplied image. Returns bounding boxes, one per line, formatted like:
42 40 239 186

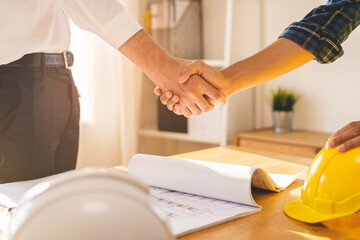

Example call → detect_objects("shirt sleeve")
279 0 360 64
58 0 142 49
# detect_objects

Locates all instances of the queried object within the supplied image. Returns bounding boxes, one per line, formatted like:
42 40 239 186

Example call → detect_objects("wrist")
148 55 187 92
220 63 247 97
119 30 177 87
215 73 231 98
146 52 172 82
221 58 262 97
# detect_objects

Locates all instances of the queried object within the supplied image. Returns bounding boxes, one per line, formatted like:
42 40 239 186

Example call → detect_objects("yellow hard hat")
284 141 360 223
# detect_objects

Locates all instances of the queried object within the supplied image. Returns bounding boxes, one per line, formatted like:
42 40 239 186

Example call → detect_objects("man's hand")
328 121 360 152
118 30 226 117
172 74 223 118
151 58 226 117
154 60 230 116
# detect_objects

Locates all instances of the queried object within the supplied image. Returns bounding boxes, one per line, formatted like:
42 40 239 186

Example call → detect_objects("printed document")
128 154 300 236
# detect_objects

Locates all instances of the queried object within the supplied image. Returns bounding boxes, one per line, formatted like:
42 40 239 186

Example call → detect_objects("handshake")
152 58 232 118
119 30 236 118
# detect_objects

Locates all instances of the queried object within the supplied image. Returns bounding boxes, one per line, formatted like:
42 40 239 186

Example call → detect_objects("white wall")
202 0 263 140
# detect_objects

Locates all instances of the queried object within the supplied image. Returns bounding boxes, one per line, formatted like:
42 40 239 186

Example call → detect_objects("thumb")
178 60 204 84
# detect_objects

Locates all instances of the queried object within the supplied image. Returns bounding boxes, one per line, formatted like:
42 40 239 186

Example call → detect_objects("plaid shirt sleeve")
279 0 360 64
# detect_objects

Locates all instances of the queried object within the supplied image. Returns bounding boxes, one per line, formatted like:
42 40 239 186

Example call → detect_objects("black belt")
6 52 74 69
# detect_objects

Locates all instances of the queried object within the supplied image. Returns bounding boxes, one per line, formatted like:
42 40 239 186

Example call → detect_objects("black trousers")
0 65 80 183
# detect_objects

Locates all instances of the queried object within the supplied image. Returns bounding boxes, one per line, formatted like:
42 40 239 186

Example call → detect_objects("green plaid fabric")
279 0 360 63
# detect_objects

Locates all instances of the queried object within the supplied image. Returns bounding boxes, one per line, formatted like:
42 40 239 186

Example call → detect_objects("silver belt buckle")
62 52 70 69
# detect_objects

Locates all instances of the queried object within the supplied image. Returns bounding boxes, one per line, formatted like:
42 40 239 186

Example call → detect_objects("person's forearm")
221 38 315 97
118 29 174 86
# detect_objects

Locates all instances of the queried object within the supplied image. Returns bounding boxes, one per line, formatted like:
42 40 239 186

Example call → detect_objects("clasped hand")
154 59 229 118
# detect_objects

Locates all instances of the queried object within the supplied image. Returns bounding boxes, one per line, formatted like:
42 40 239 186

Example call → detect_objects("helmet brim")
284 198 353 223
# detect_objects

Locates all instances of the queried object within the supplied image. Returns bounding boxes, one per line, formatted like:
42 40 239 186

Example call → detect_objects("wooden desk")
171 146 360 240
235 129 330 158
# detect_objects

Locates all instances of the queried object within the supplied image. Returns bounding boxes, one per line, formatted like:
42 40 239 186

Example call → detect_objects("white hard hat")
4 168 174 240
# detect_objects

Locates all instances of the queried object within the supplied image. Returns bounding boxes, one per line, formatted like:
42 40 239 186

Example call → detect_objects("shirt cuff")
99 10 142 49
279 21 344 64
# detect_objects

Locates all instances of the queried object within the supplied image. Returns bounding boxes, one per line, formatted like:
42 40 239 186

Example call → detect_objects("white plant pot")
273 111 294 133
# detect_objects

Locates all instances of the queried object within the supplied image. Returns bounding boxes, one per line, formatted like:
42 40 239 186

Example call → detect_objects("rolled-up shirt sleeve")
279 0 360 64
58 0 142 49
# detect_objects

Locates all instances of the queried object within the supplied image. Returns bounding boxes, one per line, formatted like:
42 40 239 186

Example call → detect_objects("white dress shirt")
0 0 142 65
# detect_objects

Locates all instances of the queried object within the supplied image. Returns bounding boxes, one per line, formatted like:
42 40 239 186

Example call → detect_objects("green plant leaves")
271 88 299 111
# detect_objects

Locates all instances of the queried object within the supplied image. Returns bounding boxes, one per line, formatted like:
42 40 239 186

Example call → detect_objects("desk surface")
171 146 360 240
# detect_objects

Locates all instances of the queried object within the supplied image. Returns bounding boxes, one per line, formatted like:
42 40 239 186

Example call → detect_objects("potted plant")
271 88 300 133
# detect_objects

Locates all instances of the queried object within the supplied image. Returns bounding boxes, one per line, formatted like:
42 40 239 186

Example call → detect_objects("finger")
166 95 179 111
178 60 204 83
170 95 179 103
184 74 226 106
337 135 360 152
198 79 227 106
329 121 360 140
181 105 193 118
187 104 202 116
75 86 81 98
154 87 162 96
204 95 216 106
173 104 182 115
195 97 214 113
160 91 173 105
328 125 360 148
